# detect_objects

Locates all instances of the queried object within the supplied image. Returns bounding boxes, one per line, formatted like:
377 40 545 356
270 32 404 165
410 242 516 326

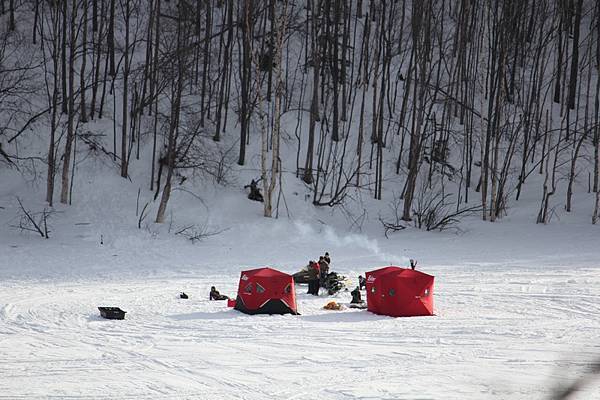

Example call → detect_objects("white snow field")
2 159 600 399
2 207 600 399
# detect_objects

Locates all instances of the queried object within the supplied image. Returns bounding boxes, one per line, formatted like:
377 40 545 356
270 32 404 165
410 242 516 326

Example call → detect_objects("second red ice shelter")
365 266 434 317
234 267 299 315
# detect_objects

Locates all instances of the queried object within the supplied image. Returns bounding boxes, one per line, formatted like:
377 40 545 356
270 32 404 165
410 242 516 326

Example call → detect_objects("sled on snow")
98 307 127 320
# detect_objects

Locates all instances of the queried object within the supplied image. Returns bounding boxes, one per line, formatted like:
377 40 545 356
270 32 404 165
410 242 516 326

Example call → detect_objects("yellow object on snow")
323 301 344 310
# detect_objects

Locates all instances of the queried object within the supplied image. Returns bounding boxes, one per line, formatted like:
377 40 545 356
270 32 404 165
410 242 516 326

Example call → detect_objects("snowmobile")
292 267 311 284
293 268 346 295
322 271 346 295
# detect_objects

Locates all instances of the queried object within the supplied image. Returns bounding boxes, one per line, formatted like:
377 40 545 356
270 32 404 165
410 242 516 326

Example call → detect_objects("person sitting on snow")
350 286 363 304
209 286 229 301
244 179 264 202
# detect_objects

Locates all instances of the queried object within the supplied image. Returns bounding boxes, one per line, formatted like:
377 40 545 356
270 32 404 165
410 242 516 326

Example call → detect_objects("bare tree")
155 5 188 223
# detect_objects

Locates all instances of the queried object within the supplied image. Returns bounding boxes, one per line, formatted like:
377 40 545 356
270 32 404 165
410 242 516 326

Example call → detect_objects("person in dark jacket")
323 252 331 265
307 261 320 295
209 286 229 300
350 286 363 304
410 259 417 270
245 179 264 202
305 261 314 294
318 256 329 287
358 275 366 290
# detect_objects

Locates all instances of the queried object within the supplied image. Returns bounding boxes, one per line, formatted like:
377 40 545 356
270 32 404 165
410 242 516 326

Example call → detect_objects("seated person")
350 286 364 304
209 286 229 300
245 179 264 202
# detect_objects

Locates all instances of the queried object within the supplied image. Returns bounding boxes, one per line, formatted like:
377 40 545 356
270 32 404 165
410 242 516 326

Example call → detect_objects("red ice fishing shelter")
365 266 434 317
234 267 299 315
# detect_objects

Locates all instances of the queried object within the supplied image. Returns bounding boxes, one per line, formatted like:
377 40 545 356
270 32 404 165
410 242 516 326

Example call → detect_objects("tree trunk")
121 0 130 178
46 6 61 207
156 9 186 223
303 1 320 184
60 0 78 204
567 0 583 110
8 0 15 31
238 0 252 166
108 0 115 76
61 0 68 114
264 0 287 217
80 0 88 123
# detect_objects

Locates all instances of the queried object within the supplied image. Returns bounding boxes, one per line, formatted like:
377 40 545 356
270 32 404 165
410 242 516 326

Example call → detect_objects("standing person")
410 259 417 270
358 275 366 290
304 261 313 294
307 261 320 295
324 252 331 265
319 256 329 287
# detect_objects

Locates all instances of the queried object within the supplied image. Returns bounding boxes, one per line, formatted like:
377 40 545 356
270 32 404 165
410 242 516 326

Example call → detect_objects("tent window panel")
388 288 396 296
256 283 265 294
244 283 253 294
284 283 291 294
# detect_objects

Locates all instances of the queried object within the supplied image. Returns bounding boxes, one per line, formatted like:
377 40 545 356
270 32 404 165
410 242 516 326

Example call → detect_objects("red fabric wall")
366 266 434 317
236 267 297 313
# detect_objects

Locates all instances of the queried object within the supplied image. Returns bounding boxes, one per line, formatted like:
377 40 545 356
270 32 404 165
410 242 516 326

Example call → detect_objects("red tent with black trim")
234 267 299 315
366 266 434 317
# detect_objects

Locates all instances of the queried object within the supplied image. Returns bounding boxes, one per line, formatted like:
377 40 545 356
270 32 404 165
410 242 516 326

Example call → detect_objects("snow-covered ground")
1 207 600 399
2 145 600 399
3 1 600 397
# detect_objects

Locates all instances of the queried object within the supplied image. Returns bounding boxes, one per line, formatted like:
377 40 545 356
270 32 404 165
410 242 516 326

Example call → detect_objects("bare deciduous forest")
1 0 599 230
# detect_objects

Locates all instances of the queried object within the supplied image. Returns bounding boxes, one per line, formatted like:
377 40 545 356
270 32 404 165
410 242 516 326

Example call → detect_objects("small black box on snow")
98 307 127 320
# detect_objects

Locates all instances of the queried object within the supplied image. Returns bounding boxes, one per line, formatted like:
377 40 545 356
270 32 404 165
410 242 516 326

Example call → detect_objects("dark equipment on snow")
410 259 417 270
293 267 311 284
98 307 126 320
322 272 346 295
180 292 189 299
294 263 345 296
244 179 264 202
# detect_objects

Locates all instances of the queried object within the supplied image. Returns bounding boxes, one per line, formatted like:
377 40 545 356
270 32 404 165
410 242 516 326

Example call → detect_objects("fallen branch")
11 197 52 239
174 224 229 243
379 216 406 239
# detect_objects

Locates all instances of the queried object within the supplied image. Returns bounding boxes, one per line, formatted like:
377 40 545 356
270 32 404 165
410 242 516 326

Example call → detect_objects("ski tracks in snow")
1 266 599 399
